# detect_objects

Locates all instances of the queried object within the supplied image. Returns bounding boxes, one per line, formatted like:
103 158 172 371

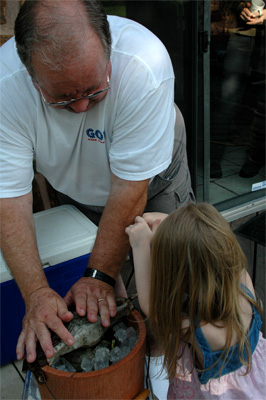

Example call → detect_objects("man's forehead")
32 30 107 94
34 62 107 98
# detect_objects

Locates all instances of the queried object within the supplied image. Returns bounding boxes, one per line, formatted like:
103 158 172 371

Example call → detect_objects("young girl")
125 203 266 399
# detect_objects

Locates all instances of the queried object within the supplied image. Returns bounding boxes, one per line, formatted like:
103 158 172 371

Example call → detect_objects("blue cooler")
0 205 97 366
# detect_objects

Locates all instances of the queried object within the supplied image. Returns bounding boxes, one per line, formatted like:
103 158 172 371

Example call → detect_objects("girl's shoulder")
200 270 254 351
183 270 255 354
239 269 256 299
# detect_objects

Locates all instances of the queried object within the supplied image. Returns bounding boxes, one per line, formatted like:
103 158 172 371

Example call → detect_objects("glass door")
208 0 265 208
103 0 266 209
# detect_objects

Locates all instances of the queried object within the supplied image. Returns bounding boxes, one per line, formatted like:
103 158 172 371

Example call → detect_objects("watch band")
83 267 116 288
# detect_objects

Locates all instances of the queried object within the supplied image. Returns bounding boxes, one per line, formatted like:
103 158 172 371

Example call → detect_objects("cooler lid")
0 205 97 283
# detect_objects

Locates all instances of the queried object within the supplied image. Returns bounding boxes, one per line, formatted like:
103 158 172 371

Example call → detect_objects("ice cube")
94 357 109 371
81 356 94 372
110 346 122 364
51 358 63 369
61 358 77 372
128 335 138 350
112 322 127 332
114 328 128 344
95 347 110 360
55 365 69 372
119 345 131 359
51 357 76 372
127 326 137 338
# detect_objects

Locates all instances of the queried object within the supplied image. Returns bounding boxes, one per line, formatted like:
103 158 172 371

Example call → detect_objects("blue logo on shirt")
86 129 105 143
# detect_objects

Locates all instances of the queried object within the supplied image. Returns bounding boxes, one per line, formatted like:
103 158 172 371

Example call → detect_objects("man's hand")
64 278 117 327
64 173 149 328
16 287 74 363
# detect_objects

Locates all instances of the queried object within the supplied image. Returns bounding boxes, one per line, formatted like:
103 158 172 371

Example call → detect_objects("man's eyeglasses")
37 75 110 107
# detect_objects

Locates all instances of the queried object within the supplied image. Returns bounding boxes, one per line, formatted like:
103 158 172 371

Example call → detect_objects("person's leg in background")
210 33 254 178
239 29 265 178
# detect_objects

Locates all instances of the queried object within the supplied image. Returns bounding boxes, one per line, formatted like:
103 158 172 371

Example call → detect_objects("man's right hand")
16 287 74 363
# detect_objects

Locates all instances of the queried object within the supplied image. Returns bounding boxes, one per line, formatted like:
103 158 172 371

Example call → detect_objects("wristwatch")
83 267 116 288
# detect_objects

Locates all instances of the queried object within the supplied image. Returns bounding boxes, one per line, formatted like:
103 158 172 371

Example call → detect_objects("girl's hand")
142 212 168 229
125 216 153 248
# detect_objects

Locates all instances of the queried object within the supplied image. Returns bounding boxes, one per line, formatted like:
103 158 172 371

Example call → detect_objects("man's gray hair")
15 0 112 77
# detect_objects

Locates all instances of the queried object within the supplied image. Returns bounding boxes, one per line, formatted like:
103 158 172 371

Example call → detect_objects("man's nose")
68 98 90 113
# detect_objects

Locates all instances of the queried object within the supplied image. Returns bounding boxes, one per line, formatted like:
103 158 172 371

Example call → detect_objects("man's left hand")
64 277 117 327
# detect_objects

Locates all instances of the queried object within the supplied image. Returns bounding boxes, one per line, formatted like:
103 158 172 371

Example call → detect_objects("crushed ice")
51 319 138 372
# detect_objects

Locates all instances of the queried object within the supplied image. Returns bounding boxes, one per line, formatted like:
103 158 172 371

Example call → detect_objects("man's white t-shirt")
0 16 175 206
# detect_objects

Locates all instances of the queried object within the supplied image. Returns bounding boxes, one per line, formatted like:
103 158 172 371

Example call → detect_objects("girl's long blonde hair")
149 202 262 380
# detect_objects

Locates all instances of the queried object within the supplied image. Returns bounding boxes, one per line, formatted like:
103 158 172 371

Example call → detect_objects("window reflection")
210 0 265 186
103 1 265 204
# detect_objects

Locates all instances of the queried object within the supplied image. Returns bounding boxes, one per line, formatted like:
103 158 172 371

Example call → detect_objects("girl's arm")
125 216 156 316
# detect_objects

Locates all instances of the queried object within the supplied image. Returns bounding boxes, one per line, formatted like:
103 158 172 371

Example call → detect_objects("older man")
0 0 194 363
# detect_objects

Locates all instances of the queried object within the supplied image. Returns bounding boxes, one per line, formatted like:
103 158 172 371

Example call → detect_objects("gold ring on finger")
98 298 105 303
